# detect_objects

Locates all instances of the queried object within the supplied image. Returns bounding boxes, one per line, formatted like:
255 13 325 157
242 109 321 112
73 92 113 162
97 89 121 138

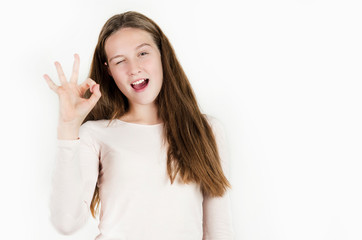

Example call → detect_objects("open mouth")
131 78 149 91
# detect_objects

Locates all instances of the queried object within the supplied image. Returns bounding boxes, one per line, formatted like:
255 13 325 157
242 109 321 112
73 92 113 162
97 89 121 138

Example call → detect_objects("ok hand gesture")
44 54 101 127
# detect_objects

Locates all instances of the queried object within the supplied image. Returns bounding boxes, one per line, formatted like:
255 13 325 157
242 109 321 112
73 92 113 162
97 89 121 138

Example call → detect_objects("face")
104 27 163 108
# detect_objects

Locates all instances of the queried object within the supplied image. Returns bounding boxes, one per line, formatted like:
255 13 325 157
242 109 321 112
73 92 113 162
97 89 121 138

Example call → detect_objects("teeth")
131 79 146 85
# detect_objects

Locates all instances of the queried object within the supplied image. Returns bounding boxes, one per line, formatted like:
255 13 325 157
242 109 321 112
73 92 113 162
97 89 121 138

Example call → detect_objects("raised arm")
203 116 234 240
44 54 102 234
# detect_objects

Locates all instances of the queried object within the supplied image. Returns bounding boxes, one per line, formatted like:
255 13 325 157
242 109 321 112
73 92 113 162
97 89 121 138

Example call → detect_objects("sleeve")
48 122 100 235
202 116 235 240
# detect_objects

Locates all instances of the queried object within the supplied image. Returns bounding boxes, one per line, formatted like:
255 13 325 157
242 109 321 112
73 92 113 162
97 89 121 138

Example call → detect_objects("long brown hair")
83 11 231 218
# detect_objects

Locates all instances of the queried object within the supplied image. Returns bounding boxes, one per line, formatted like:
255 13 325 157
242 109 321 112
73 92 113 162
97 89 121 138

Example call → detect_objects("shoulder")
81 119 112 129
79 119 111 137
77 120 112 150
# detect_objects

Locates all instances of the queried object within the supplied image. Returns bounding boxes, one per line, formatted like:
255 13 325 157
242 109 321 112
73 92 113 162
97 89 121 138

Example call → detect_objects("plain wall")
0 0 361 239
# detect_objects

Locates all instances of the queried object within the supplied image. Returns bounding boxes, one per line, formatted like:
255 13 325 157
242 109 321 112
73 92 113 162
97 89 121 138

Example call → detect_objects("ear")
105 62 112 77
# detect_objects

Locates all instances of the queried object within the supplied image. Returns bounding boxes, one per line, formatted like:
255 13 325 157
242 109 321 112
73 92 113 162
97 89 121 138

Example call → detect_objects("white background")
0 0 361 239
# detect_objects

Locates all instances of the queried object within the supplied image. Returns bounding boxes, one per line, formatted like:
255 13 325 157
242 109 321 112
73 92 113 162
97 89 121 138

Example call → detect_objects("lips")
130 78 149 91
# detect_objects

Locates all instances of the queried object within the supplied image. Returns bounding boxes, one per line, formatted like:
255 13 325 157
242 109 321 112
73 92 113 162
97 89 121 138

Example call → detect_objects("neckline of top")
114 119 164 127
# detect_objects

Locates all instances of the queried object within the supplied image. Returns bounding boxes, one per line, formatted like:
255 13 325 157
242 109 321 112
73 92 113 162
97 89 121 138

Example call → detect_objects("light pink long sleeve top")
49 115 234 240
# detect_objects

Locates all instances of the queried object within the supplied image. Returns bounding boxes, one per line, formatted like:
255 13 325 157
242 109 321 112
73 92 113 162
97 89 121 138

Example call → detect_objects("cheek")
147 57 163 79
110 68 126 82
158 63 163 83
109 70 129 91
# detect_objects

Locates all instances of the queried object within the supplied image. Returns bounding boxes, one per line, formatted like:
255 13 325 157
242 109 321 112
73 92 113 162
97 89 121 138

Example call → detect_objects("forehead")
105 27 155 54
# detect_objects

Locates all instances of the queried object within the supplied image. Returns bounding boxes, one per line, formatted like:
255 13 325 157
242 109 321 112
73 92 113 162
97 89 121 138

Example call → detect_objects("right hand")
44 54 101 126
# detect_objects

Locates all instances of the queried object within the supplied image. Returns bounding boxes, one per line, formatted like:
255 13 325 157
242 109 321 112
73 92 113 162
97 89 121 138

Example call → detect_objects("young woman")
44 11 234 240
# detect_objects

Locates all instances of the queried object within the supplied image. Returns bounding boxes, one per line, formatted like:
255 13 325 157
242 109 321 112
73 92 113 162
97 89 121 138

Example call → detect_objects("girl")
44 11 234 240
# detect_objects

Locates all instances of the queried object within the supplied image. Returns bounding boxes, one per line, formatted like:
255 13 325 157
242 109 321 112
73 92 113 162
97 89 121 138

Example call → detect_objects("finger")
79 78 97 96
43 74 59 93
70 53 80 84
88 84 102 106
54 61 67 85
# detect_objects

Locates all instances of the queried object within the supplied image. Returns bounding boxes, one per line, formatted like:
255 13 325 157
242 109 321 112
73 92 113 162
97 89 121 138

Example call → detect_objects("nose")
128 59 142 76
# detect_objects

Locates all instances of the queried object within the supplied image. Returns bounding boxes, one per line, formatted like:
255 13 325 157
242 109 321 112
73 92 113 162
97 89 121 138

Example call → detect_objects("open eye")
139 52 148 56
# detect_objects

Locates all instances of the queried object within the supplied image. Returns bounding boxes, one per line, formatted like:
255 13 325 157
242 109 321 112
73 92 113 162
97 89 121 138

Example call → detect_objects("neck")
121 103 162 125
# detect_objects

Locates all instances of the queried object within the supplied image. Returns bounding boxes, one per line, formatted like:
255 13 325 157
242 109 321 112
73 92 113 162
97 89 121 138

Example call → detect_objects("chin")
132 96 159 105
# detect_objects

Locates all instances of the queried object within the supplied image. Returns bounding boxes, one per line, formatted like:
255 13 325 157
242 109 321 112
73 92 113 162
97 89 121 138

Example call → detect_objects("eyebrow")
108 43 152 62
